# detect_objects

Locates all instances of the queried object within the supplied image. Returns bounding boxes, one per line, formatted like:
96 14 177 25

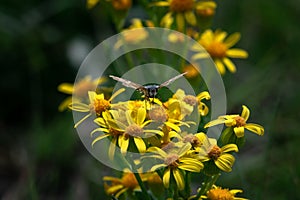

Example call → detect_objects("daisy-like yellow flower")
69 88 125 128
192 29 248 75
96 107 163 155
103 171 146 198
196 133 238 172
201 185 248 200
151 0 203 31
115 18 153 49
172 89 210 116
146 143 203 190
205 105 264 138
57 76 107 111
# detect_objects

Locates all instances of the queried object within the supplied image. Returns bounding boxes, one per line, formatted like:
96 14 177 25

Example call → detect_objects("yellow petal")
161 12 173 28
226 49 248 58
109 88 125 101
147 147 168 158
92 134 110 146
215 31 227 42
58 96 72 111
234 126 245 138
74 113 92 128
215 154 235 172
58 83 74 94
241 105 250 121
164 121 181 132
214 59 226 75
69 102 90 112
120 136 129 154
197 91 210 100
150 1 170 7
224 32 241 48
222 57 236 73
178 143 192 157
176 13 185 31
134 137 146 153
163 168 171 188
191 52 210 60
137 107 146 125
204 118 226 128
245 123 264 136
184 11 196 26
150 164 167 171
109 138 117 160
87 0 100 9
221 144 239 153
173 169 185 190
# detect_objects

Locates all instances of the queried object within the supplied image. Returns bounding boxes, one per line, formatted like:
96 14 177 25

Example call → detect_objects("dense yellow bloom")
201 185 248 200
69 89 125 128
151 0 203 31
196 133 238 172
57 76 107 111
205 105 264 138
192 29 248 75
146 143 203 190
103 171 145 198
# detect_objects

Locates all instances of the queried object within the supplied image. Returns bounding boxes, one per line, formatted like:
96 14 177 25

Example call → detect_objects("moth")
109 72 187 100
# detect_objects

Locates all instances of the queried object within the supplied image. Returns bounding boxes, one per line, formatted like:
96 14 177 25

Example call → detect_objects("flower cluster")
57 0 265 199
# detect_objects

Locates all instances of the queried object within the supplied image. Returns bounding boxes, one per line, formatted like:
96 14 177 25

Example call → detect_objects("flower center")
205 41 227 58
208 145 222 160
183 95 198 106
183 134 201 147
206 187 234 200
234 116 246 127
90 98 110 116
109 127 123 137
164 153 180 167
148 106 168 122
170 0 194 13
125 124 143 137
121 173 138 189
112 0 132 10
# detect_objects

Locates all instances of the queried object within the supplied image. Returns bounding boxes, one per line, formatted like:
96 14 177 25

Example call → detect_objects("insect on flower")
109 72 187 101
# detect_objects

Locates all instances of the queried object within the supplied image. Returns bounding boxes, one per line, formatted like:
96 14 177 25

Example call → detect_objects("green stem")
195 173 220 199
184 172 191 198
133 173 151 200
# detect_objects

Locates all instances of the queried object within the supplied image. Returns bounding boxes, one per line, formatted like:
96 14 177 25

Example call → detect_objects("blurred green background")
0 0 299 199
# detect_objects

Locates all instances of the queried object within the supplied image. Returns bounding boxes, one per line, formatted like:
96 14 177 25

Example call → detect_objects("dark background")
1 0 299 199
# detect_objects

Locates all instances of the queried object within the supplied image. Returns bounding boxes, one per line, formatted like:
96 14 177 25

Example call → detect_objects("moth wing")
159 72 187 88
109 75 144 90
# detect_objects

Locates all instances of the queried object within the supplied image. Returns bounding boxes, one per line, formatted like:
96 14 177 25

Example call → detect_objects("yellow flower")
95 107 163 156
57 76 107 111
172 89 210 116
146 143 203 190
205 105 264 138
69 88 125 128
195 1 217 18
103 171 145 198
196 133 238 172
201 185 248 200
151 0 202 31
115 18 152 49
86 0 100 9
192 29 248 75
